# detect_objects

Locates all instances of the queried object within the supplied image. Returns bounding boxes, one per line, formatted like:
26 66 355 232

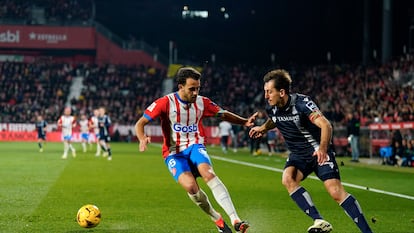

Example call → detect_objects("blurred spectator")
346 112 361 162
218 120 233 154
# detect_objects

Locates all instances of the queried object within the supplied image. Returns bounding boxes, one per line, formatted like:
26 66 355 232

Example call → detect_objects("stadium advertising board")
0 123 221 143
368 122 414 130
0 25 95 49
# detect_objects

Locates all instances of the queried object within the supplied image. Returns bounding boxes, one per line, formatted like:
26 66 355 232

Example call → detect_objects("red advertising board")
0 25 95 49
369 122 414 130
0 131 97 142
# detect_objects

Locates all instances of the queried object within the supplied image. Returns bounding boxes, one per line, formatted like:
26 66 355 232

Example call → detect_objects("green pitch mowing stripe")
0 142 68 231
0 142 413 232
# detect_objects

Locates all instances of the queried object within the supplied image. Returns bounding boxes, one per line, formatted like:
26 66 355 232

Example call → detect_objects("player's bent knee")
326 186 347 203
201 173 216 183
281 175 297 188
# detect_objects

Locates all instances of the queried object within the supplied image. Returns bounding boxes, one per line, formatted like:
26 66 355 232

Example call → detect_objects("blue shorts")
81 133 89 141
63 135 72 141
164 144 212 181
38 133 46 140
285 151 340 181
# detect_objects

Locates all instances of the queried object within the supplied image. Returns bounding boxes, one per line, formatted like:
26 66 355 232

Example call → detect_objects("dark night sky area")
94 0 414 66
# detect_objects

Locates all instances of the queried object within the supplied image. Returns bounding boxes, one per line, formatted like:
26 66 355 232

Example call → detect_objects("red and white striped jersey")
79 119 89 133
89 116 99 134
143 92 221 158
57 115 76 136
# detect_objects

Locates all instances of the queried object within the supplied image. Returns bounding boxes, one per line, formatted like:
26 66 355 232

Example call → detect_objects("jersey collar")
174 92 190 105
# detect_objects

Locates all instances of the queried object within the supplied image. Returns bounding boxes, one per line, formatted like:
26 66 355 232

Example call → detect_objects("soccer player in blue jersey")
35 115 47 152
98 107 112 160
249 69 372 233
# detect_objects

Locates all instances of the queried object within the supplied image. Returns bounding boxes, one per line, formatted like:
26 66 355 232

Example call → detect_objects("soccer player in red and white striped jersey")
57 106 77 159
135 67 256 233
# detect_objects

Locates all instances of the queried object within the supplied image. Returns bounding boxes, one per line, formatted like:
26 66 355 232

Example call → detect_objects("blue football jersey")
266 93 333 158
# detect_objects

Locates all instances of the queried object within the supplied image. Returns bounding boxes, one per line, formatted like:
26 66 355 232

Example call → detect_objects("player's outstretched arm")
135 117 151 152
220 111 258 127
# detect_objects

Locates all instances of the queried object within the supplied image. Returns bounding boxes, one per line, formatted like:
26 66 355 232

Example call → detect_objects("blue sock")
340 195 372 233
290 187 322 220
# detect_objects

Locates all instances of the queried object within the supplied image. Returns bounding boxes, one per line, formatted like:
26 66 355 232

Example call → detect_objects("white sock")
69 143 75 152
207 176 240 224
82 142 86 152
188 189 221 221
63 142 69 156
96 143 101 154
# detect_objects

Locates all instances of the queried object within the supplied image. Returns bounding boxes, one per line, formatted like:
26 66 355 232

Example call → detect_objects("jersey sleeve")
143 96 169 121
297 96 323 122
202 97 221 117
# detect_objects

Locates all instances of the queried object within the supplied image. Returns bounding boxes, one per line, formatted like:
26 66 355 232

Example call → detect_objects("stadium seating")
0 0 92 25
0 61 74 123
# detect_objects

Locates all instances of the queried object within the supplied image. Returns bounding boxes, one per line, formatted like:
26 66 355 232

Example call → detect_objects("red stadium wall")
0 131 97 142
95 33 165 69
0 25 95 49
4 123 413 150
0 25 165 68
0 123 219 143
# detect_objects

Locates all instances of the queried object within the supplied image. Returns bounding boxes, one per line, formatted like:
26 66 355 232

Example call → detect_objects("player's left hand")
139 136 151 152
312 150 329 165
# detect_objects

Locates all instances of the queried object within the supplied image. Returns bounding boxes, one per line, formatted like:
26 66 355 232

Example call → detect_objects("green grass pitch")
0 141 413 232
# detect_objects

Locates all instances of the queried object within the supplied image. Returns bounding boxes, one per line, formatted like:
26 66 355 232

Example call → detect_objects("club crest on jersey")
173 123 198 133
305 100 319 111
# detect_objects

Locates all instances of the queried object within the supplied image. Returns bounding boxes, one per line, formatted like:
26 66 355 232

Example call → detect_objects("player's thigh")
165 155 193 182
189 145 214 180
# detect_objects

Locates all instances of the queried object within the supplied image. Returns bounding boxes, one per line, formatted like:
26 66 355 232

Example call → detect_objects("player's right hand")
249 126 264 138
139 136 151 152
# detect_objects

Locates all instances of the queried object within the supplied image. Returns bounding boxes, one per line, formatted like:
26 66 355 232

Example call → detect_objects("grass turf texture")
0 142 413 233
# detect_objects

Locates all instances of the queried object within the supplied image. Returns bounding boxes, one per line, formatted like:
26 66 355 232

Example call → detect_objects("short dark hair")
176 67 201 85
263 69 292 94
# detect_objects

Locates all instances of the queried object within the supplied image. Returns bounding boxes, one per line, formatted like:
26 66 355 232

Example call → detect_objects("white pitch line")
211 155 414 201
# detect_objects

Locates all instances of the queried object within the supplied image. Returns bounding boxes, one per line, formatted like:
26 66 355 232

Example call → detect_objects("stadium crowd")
73 64 165 124
1 55 414 127
0 61 74 123
1 54 414 164
201 55 414 128
0 0 93 24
